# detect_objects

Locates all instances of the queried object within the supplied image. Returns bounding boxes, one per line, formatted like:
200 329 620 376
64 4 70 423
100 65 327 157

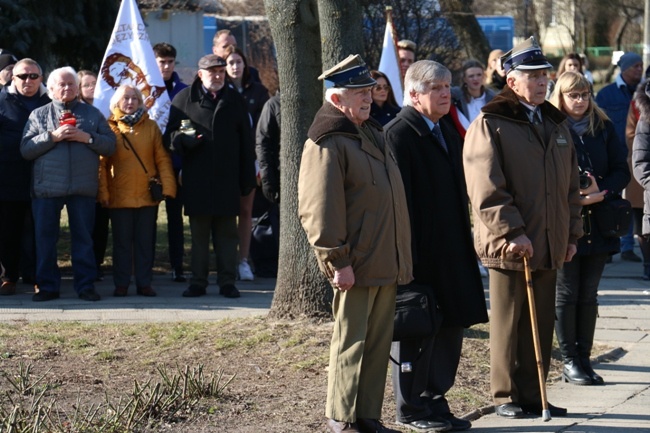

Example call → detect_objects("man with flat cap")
463 37 583 419
164 54 256 299
298 54 413 433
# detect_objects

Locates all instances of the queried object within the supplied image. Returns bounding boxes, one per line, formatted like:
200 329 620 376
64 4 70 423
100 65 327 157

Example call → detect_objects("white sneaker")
478 261 488 278
238 260 254 281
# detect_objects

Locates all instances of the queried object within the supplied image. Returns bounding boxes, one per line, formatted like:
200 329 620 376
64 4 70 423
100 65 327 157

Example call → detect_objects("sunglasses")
564 92 591 101
14 73 41 80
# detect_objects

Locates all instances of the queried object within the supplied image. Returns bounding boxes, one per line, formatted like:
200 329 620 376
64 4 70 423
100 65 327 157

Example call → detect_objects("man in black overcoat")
384 60 488 432
165 54 256 299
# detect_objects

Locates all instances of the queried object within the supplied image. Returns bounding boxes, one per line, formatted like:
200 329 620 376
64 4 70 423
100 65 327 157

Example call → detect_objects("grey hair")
325 87 347 104
47 66 79 99
109 84 145 112
403 60 451 107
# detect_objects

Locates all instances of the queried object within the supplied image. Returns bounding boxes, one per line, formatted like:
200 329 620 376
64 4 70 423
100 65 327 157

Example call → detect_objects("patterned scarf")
119 107 145 127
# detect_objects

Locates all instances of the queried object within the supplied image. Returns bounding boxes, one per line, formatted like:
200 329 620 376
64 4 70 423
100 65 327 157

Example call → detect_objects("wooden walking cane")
523 253 552 422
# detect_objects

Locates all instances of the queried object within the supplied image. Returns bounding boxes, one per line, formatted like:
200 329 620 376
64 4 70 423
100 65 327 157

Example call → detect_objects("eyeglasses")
564 92 591 101
374 84 390 91
14 73 41 80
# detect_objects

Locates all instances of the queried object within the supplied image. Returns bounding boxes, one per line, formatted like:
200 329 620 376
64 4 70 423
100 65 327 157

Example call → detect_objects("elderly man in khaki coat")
298 54 413 433
463 37 583 419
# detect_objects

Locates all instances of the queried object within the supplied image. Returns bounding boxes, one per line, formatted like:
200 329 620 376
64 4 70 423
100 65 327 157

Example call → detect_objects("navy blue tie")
432 123 448 153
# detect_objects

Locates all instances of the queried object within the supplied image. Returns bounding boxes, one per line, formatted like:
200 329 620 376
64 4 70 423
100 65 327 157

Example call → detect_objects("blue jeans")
620 222 634 253
32 195 97 294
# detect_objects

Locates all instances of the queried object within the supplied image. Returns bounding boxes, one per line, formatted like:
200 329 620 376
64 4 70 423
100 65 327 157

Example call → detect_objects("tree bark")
318 0 364 68
264 0 332 319
439 0 491 62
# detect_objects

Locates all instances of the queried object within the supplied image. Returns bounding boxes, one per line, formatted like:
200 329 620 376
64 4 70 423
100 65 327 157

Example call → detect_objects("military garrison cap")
319 54 376 89
500 36 552 75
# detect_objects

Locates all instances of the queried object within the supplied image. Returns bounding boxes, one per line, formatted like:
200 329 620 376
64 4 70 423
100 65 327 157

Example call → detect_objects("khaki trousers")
488 268 556 406
326 283 397 422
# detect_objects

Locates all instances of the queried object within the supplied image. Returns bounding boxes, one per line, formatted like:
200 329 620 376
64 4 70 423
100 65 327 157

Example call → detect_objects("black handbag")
590 197 632 238
392 283 442 342
121 133 164 202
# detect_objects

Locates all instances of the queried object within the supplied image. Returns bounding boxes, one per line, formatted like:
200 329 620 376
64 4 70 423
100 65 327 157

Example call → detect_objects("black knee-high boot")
576 304 604 385
639 236 650 280
555 305 591 385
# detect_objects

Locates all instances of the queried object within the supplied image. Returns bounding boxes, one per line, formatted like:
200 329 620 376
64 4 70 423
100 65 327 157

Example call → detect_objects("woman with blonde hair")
77 70 97 105
550 71 630 386
98 85 176 297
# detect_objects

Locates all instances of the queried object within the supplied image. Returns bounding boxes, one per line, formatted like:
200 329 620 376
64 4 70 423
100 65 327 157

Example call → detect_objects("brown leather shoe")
136 286 157 297
326 418 360 433
113 286 128 297
357 418 400 432
0 281 16 296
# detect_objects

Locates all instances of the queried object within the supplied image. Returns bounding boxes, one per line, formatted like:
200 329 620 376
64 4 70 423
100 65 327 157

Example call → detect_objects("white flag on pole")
94 0 170 132
378 18 403 107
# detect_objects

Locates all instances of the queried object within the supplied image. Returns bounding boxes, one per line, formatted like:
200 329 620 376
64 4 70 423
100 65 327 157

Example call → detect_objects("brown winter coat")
298 102 413 287
99 109 176 208
463 86 583 271
625 99 644 208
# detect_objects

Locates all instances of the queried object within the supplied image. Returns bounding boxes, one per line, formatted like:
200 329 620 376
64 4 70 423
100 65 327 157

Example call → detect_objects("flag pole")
385 6 403 90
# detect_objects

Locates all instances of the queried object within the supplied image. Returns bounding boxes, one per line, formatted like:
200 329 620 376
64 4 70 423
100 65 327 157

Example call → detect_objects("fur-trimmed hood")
481 85 566 125
308 101 382 143
634 81 650 123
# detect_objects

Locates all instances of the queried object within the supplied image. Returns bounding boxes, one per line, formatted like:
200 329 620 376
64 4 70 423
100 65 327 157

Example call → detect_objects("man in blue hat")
298 54 413 433
596 52 644 263
463 37 583 419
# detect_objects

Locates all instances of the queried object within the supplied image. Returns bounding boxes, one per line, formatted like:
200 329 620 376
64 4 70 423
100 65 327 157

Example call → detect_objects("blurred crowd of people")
0 29 280 302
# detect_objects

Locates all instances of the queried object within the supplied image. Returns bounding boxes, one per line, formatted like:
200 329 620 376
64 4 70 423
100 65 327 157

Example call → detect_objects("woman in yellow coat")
98 85 176 297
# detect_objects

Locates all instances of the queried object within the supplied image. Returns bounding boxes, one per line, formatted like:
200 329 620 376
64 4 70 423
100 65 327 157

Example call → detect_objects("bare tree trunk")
439 0 491 62
264 0 333 319
318 0 364 68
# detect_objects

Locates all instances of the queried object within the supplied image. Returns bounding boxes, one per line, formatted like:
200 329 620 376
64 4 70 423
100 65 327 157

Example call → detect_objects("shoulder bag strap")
121 132 149 175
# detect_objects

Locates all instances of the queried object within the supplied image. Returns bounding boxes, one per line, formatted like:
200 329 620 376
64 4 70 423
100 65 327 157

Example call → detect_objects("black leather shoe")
357 418 400 433
182 285 206 297
396 417 451 432
621 250 642 262
219 284 241 298
78 288 101 301
495 403 524 418
521 402 567 417
440 413 471 431
171 269 186 283
32 290 60 302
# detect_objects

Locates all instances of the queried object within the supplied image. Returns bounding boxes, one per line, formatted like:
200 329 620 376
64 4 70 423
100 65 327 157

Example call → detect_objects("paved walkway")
1 252 649 431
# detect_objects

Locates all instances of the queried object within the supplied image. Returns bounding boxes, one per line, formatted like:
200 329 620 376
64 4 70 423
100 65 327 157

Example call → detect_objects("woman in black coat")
550 71 630 386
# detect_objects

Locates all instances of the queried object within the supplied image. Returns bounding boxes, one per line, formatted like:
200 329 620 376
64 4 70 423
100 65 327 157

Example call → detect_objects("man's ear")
409 90 419 106
506 75 516 89
330 92 341 105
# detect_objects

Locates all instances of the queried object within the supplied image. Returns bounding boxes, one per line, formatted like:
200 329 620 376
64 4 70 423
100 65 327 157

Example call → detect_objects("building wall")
143 10 203 84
